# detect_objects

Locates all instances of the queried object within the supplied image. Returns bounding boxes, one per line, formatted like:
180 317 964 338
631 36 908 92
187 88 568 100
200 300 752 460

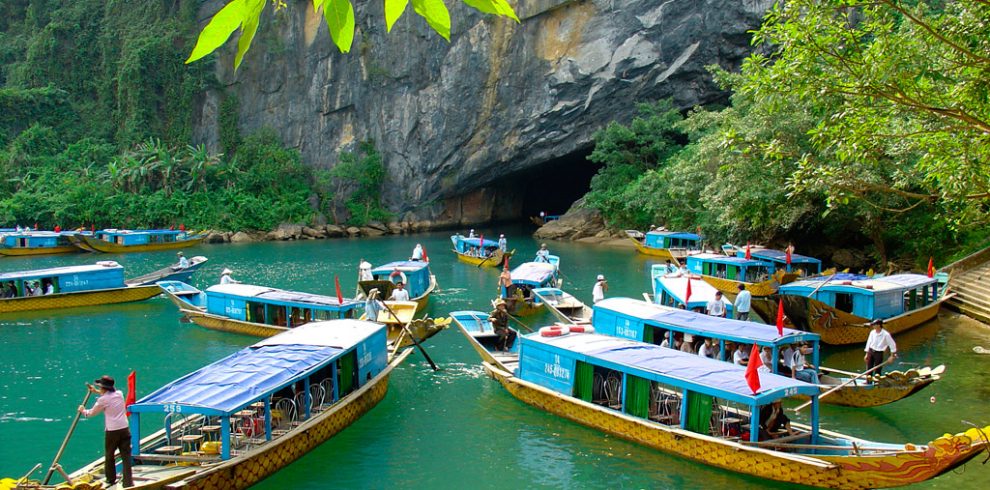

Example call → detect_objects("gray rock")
533 201 605 240
302 226 327 238
325 225 346 237
204 231 229 243
386 222 404 234
230 231 255 243
270 223 304 240
346 226 362 236
361 226 387 237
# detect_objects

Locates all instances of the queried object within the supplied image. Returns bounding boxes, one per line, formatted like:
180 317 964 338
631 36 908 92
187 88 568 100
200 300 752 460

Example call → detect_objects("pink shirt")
84 390 129 431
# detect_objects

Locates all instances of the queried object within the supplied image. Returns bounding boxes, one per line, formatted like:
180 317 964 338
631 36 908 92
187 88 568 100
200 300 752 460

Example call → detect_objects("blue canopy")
371 261 430 274
455 237 499 248
0 263 122 281
206 284 360 309
687 253 765 267
748 249 821 265
647 231 701 241
510 262 557 285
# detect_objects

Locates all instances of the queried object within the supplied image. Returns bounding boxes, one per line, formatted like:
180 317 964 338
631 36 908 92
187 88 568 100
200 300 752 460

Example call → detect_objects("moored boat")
686 253 781 297
500 259 561 316
125 256 208 287
0 230 89 256
626 229 702 263
22 320 410 490
650 265 734 317
457 325 990 489
0 262 185 314
736 247 824 284
360 300 450 350
356 261 437 311
449 234 513 267
777 273 950 345
532 287 592 324
70 229 206 253
450 310 520 369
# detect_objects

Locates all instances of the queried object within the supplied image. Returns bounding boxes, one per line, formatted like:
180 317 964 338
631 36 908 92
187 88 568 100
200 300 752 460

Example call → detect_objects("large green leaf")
323 0 356 53
462 0 519 22
412 0 451 41
385 0 409 33
235 0 266 70
186 0 248 64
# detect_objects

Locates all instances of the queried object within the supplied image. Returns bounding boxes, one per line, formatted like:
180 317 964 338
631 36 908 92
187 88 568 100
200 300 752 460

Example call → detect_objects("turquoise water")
2 230 989 488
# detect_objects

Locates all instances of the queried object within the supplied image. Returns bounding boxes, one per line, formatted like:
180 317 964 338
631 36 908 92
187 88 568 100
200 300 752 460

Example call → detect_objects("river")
2 230 988 489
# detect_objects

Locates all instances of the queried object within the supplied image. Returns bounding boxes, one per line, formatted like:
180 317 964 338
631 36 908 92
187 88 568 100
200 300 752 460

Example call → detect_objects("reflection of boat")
449 234 513 267
457 324 990 489
778 273 951 345
0 262 180 314
594 297 941 408
125 256 208 286
686 253 782 297
71 228 206 253
533 287 592 324
501 259 561 316
626 229 702 263
0 230 89 256
450 310 520 369
356 260 437 311
650 265 733 317
37 320 410 490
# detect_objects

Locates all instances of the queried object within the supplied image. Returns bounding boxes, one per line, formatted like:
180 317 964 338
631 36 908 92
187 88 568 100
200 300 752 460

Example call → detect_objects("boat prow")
450 310 519 372
156 280 208 312
127 256 208 287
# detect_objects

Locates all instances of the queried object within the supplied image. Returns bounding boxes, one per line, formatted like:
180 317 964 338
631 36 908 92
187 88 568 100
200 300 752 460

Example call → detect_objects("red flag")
54 225 61 233
926 257 934 278
422 246 429 263
684 277 692 306
775 297 785 336
745 344 762 394
745 242 752 260
334 275 344 304
91 224 95 232
125 371 136 416
785 244 793 265
503 254 510 268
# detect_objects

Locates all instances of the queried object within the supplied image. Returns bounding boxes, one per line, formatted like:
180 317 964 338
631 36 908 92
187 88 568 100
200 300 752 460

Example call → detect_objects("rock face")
194 0 773 223
533 199 606 240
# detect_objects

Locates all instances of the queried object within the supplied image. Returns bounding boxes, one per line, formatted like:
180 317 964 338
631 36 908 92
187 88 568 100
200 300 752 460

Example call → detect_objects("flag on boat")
785 244 793 265
745 344 762 394
685 276 692 305
334 275 344 303
927 257 935 278
126 371 136 416
775 297 785 336
422 246 429 262
745 242 752 260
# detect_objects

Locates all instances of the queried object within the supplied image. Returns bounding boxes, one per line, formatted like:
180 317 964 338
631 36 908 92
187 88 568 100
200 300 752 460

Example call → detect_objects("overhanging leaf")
385 0 409 33
462 0 519 22
186 0 248 64
234 0 266 70
324 0 356 53
412 0 451 41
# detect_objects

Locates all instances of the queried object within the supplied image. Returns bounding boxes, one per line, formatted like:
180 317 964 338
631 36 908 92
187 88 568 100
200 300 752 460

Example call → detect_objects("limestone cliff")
193 0 773 225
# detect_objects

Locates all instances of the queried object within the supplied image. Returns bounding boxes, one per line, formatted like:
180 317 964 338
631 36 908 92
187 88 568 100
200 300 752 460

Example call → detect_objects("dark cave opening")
497 147 601 222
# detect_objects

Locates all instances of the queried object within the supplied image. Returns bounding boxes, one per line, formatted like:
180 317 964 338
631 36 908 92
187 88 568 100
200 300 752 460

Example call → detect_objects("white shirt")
706 299 726 317
220 274 237 285
758 351 772 373
791 349 807 370
592 281 605 303
535 250 550 262
733 349 749 366
389 288 410 301
780 347 795 369
498 238 507 251
697 343 715 358
178 256 190 268
83 390 129 431
734 290 752 313
411 245 423 260
359 261 373 281
43 284 54 295
865 328 897 353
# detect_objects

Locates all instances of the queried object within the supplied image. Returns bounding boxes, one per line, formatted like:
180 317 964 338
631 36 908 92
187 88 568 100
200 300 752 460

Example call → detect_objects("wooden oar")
792 359 892 413
504 311 534 333
380 302 438 371
43 388 93 484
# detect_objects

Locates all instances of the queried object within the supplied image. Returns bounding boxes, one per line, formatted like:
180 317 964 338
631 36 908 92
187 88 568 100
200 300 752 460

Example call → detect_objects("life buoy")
388 271 408 285
568 325 595 333
539 325 570 337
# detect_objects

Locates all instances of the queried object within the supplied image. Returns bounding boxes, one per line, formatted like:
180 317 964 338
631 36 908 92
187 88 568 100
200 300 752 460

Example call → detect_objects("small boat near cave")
449 234 513 267
500 259 561 316
70 228 206 253
686 253 782 297
532 287 592 324
355 260 437 311
650 265 734 317
0 230 90 256
626 229 703 263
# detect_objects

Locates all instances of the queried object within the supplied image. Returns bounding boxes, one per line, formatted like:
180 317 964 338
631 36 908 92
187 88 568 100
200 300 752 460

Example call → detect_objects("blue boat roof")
130 320 382 415
782 273 935 294
748 249 821 265
454 237 499 248
371 261 430 274
646 231 701 240
205 284 360 308
0 262 123 280
687 253 765 266
526 333 818 402
511 262 557 284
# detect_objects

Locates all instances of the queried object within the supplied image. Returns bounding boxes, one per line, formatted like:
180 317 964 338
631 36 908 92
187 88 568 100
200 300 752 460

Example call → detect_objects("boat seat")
154 445 183 455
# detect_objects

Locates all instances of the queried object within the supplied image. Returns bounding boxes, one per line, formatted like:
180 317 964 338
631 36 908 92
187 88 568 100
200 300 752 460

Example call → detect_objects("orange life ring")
539 325 569 337
568 325 595 333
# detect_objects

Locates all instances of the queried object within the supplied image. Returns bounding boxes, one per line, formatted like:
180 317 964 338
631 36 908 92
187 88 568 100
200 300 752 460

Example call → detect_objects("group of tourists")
2 278 54 298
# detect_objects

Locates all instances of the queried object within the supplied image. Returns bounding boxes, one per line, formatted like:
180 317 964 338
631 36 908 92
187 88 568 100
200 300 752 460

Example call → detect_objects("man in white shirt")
733 284 752 321
411 244 424 261
779 344 795 377
758 346 773 373
535 243 550 262
79 375 133 488
697 338 716 359
498 234 508 252
864 319 898 375
468 229 476 238
592 275 607 303
389 282 410 301
791 343 819 384
706 291 726 317
176 251 190 269
359 259 373 281
220 268 240 284
732 342 749 366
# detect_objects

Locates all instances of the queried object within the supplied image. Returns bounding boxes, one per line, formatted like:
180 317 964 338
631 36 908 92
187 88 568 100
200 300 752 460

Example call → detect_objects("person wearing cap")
489 299 515 351
706 291 727 318
864 319 897 375
358 258 373 281
592 274 608 304
497 234 508 252
733 284 752 321
365 288 384 322
411 243 424 261
388 282 410 301
220 268 240 285
78 375 133 488
535 243 550 263
172 251 189 270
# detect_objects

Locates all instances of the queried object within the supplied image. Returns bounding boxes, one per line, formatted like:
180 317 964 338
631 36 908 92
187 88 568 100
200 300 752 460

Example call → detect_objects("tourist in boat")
864 319 898 375
42 279 54 295
778 344 795 377
759 346 773 373
706 291 727 317
790 342 819 384
663 260 677 274
535 243 550 262
758 400 796 440
359 258 373 281
697 337 717 359
498 234 507 252
29 281 43 296
498 266 513 298
364 288 383 322
173 251 190 270
468 229 476 238
389 282 410 301
592 274 608 304
733 284 752 321
411 243 424 261
678 263 690 276
220 268 240 285
732 342 750 366
77 375 133 488
489 299 516 351
2 281 16 298
679 334 694 353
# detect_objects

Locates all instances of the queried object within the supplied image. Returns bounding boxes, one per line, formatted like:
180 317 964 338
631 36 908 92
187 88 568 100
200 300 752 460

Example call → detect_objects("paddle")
504 310 534 333
43 388 93 484
380 301 439 371
791 358 892 413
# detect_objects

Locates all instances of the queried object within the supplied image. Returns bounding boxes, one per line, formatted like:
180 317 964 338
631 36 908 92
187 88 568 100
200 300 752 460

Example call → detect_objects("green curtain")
908 289 917 309
338 352 355 395
727 266 737 280
574 362 594 402
685 391 713 434
625 375 651 418
643 326 654 344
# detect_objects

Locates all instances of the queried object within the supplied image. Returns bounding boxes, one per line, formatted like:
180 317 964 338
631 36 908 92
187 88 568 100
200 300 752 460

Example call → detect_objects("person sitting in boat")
664 260 677 275
2 281 16 298
42 279 54 295
498 234 507 252
468 229 476 238
790 343 819 384
498 266 513 298
592 275 608 304
678 263 690 276
706 291 727 318
489 299 516 351
359 258 373 281
173 251 190 270
679 334 694 353
778 344 795 377
535 243 550 262
411 243 424 261
29 281 44 296
759 346 773 373
864 319 898 376
758 400 796 440
732 342 750 366
364 288 384 322
388 282 410 301
220 268 240 285
697 337 717 359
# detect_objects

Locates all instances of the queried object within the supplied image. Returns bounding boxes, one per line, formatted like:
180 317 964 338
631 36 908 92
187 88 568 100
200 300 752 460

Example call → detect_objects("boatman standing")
498 234 508 252
535 243 550 262
706 291 727 318
864 319 897 375
365 288 384 322
592 275 608 304
220 268 240 285
498 266 513 299
358 258 373 281
78 375 133 488
733 284 752 321
174 251 189 270
389 282 410 301
411 243 424 261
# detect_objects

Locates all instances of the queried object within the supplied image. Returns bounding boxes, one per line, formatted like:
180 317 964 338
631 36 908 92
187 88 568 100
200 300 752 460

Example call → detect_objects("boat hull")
815 376 937 408
0 286 162 314
454 249 512 267
630 239 681 262
700 275 780 297
781 295 946 345
0 245 79 256
483 363 988 489
76 234 206 253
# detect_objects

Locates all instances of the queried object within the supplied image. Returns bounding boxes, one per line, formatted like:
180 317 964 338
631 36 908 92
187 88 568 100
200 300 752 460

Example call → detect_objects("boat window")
19 237 27 247
684 391 713 435
743 266 768 283
247 302 266 324
337 351 359 397
588 365 623 411
648 381 682 426
290 307 305 327
834 293 854 313
711 398 749 440
313 308 333 321
265 304 286 326
906 289 918 310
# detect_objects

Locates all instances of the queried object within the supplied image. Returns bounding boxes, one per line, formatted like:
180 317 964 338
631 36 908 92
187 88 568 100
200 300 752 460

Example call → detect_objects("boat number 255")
164 404 183 413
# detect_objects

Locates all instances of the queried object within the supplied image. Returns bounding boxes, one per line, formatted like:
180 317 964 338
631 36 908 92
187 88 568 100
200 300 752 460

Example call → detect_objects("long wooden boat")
532 287 592 324
735 247 823 285
500 258 561 316
456 325 989 489
449 234 513 267
626 229 702 263
777 273 951 345
450 310 520 368
593 297 941 407
650 265 734 317
0 230 89 256
22 320 411 490
0 262 184 314
70 229 206 253
686 253 782 297
125 256 208 287
355 260 436 311
360 300 450 350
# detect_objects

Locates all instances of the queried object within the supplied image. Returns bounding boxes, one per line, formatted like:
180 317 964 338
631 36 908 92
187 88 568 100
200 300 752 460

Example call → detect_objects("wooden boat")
500 259 561 316
355 260 437 311
0 230 89 256
650 265 734 317
777 273 951 345
449 234 513 267
70 229 206 253
360 300 450 350
457 325 990 489
22 320 411 490
532 287 592 324
593 297 942 407
0 262 178 314
125 256 208 287
626 229 702 263
735 248 824 285
450 310 520 368
686 253 782 297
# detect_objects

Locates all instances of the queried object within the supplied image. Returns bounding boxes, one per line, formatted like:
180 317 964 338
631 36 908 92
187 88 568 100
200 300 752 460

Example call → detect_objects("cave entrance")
496 146 600 222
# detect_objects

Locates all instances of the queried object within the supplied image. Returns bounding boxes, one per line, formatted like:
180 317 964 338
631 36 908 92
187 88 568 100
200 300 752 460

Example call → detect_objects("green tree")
327 140 389 226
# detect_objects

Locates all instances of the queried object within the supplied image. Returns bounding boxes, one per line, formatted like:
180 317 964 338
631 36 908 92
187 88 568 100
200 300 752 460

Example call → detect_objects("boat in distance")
355 260 437 311
0 230 90 256
626 229 702 263
70 229 206 253
449 234 513 267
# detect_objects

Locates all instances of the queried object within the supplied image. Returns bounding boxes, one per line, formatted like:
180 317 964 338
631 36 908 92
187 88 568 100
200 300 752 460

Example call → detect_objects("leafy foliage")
315 140 390 226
